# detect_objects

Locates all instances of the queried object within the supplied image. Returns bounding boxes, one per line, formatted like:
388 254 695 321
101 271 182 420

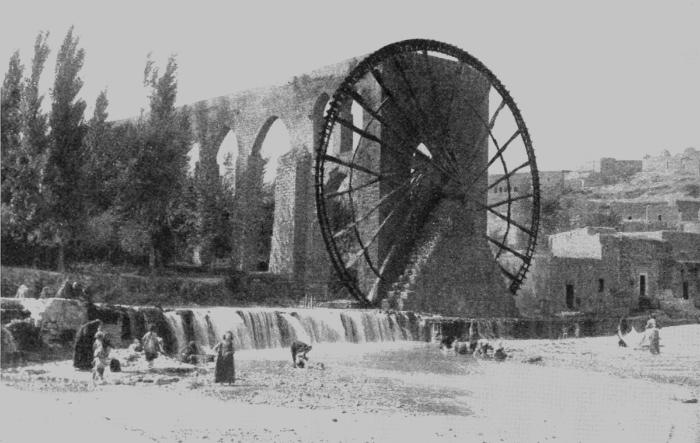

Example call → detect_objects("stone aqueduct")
187 57 365 298
184 50 523 317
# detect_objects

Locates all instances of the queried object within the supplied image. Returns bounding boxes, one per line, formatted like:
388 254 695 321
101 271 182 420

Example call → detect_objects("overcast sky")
1 0 698 170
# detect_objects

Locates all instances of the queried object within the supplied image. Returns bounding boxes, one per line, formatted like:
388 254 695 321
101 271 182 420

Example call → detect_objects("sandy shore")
1 325 699 442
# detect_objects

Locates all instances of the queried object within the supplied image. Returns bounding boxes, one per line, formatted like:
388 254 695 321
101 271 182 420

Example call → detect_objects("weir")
172 308 427 351
94 305 617 352
1 297 636 361
107 306 642 351
87 304 429 353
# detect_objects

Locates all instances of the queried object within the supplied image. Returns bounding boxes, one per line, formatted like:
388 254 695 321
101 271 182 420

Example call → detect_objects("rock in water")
525 356 543 364
6 320 43 352
40 299 89 344
1 326 19 364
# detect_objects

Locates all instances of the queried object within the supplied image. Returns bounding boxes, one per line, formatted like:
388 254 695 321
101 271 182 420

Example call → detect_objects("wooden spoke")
486 235 530 263
497 262 519 283
324 176 382 199
331 175 414 239
484 129 522 171
463 97 515 168
463 128 522 191
322 154 383 179
347 191 412 268
342 87 445 172
390 55 430 131
369 67 423 141
487 160 531 191
487 193 534 209
341 87 401 142
485 206 534 236
335 115 459 182
357 185 425 279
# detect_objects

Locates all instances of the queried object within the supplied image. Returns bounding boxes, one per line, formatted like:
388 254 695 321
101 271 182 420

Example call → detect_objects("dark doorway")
565 284 575 309
683 282 689 300
639 274 646 296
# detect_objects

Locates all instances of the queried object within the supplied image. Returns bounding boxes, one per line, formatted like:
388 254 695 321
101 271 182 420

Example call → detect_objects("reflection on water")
341 343 480 375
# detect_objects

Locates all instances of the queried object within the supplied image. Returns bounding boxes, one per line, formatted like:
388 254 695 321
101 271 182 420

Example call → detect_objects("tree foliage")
3 32 50 242
189 100 237 265
40 26 87 270
82 90 115 213
116 55 192 269
1 51 25 202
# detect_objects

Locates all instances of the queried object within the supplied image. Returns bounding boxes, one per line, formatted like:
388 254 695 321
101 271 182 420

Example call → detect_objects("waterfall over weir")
163 308 427 352
3 297 633 357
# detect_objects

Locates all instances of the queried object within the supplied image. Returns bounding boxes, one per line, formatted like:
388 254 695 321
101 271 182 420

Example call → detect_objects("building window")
513 186 518 192
682 282 689 300
639 274 646 297
598 279 605 292
565 284 575 309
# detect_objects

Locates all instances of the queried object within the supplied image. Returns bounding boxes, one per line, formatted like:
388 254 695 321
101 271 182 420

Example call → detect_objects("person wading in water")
142 324 164 369
213 332 235 384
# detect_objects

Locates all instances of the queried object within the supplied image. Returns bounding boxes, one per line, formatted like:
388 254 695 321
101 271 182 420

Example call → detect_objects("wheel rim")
315 39 540 306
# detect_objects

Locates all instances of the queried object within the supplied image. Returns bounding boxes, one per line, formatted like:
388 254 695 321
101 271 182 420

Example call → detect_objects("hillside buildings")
517 227 700 317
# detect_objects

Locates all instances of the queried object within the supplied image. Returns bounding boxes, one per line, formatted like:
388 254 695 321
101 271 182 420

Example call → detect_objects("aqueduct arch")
185 58 362 291
183 43 536 316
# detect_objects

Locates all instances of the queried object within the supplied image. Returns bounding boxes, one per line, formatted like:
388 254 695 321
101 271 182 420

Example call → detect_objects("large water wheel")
315 39 540 315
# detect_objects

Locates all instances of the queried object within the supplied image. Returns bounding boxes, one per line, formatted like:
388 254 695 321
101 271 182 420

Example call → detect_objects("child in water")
648 326 661 354
493 341 508 361
92 331 111 384
142 325 164 369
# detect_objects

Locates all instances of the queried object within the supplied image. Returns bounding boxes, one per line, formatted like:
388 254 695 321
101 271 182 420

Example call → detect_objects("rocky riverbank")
1 326 699 442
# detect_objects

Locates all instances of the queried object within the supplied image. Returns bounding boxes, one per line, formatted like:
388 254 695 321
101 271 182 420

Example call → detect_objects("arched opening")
216 130 239 192
410 142 432 175
251 117 292 271
186 142 200 177
338 99 363 154
351 100 363 151
312 92 330 152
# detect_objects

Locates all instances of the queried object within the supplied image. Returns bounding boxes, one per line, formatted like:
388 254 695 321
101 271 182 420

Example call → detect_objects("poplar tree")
117 55 191 270
82 90 114 213
3 32 50 244
1 51 24 204
42 26 87 271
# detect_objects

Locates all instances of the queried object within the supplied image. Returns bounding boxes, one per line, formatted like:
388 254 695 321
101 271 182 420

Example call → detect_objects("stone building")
598 158 643 184
643 147 700 176
516 227 700 316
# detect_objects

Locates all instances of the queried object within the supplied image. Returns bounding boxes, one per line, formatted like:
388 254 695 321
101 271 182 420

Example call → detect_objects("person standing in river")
213 332 235 384
648 325 661 354
92 331 111 384
73 319 103 370
142 324 164 369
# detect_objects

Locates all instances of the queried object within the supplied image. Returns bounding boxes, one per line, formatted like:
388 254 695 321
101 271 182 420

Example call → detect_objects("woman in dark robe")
213 332 235 384
73 319 102 370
